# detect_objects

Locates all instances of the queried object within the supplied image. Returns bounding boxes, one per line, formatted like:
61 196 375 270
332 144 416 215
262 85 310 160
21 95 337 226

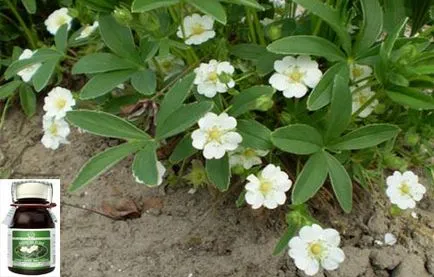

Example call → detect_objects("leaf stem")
0 96 13 131
251 10 266 46
245 8 257 44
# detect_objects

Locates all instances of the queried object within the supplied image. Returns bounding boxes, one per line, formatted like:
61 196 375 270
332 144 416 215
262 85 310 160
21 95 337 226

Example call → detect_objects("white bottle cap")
15 182 50 200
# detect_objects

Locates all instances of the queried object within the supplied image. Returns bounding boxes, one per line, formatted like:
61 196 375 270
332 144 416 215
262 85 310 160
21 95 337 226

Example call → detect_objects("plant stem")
4 0 38 48
252 11 266 46
351 80 380 95
234 72 255 82
0 96 13 131
245 8 257 44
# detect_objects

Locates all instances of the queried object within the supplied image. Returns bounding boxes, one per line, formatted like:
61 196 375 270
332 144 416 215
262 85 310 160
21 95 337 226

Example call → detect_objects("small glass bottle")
8 181 56 275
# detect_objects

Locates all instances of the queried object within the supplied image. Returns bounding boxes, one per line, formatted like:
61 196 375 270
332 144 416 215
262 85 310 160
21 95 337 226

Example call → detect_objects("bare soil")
1 106 433 277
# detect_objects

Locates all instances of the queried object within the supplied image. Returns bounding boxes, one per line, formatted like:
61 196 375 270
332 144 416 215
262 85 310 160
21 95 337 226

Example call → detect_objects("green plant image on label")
11 230 52 269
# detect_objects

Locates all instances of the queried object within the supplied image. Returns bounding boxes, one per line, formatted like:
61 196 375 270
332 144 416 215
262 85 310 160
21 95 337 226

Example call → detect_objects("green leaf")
292 152 328 204
380 17 409 60
21 0 36 13
69 142 145 192
230 44 267 61
157 73 196 126
382 0 406 33
0 81 21 99
206 154 230 191
72 53 137 74
80 69 136 99
273 224 298 255
32 57 59 92
328 124 400 150
325 152 352 213
55 24 69 53
411 65 434 75
99 15 139 61
386 87 434 110
131 69 156 95
229 85 274 117
292 0 351 54
155 101 214 140
131 0 180 12
169 134 198 163
324 75 351 142
187 0 227 24
237 119 273 150
267 35 346 62
353 0 383 55
223 0 264 10
132 141 159 186
19 84 36 117
66 110 151 140
307 62 348 110
5 49 62 80
271 124 323 155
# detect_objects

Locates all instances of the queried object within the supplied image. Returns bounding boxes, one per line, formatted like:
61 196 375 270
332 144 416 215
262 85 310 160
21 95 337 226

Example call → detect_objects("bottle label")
8 229 55 269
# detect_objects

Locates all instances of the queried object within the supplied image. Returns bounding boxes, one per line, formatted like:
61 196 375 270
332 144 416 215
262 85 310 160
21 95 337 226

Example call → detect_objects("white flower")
384 233 397 246
134 161 166 186
17 49 41 82
194 60 235 98
43 87 75 119
44 8 73 35
269 56 322 98
76 21 99 40
288 224 345 276
386 171 426 210
230 147 268 169
149 54 185 79
350 64 372 85
245 164 291 209
41 115 70 150
269 0 286 8
191 112 242 159
351 86 378 118
176 14 215 45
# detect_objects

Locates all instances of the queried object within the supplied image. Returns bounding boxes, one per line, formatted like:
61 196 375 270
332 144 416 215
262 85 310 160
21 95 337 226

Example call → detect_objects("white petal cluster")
351 86 379 118
176 14 215 45
17 49 41 82
191 112 242 159
386 171 426 209
44 8 73 35
76 21 99 40
194 60 235 98
269 56 322 98
134 161 166 187
41 115 71 150
230 147 268 169
43 87 76 119
41 87 75 150
245 164 291 209
289 224 345 276
20 245 39 254
350 64 372 85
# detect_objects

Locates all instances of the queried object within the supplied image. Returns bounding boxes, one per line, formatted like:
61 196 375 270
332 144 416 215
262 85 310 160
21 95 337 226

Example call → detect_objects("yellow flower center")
243 149 256 158
192 24 205 35
259 179 273 195
55 98 67 109
400 183 410 195
288 69 303 82
207 127 222 142
56 16 68 26
358 94 369 104
48 124 58 136
309 243 323 257
208 71 219 82
352 67 363 79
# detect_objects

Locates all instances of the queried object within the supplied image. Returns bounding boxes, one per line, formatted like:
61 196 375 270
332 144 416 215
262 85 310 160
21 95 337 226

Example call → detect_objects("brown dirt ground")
1 105 433 277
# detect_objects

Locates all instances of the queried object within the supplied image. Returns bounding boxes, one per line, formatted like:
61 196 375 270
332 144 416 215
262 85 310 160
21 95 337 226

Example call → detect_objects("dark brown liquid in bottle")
9 198 55 275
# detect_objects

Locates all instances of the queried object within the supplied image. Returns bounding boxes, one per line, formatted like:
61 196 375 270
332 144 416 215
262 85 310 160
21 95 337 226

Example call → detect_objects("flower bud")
405 131 420 146
227 88 240 96
113 6 133 26
268 25 282 41
231 165 245 175
255 95 274 111
218 72 233 84
184 160 208 188
374 103 386 114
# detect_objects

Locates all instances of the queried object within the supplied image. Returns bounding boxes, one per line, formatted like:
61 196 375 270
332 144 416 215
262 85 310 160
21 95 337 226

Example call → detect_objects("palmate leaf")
0 81 22 99
32 57 59 92
325 152 352 213
72 53 137 74
55 24 69 53
131 69 156 95
19 84 36 117
79 69 136 99
271 124 324 155
169 134 198 163
229 85 274 117
237 119 273 150
353 0 383 55
132 141 159 187
386 86 434 110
